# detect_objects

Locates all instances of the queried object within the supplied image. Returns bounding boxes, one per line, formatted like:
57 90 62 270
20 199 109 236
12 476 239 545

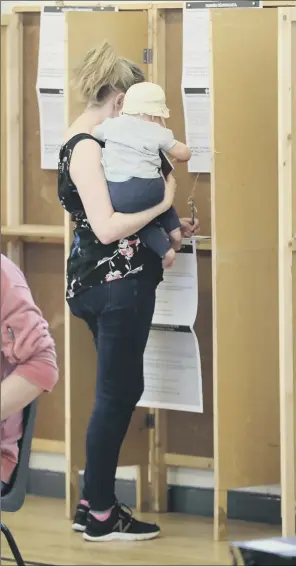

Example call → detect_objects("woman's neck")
82 103 115 128
65 102 115 141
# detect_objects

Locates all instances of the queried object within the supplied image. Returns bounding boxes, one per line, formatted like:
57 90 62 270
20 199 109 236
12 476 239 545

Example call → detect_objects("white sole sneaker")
83 530 160 542
72 523 86 532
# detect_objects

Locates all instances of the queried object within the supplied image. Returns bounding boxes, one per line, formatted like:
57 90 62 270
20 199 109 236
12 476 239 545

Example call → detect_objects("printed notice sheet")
181 1 261 173
181 4 211 173
36 6 65 169
36 5 118 169
139 240 203 413
182 87 211 174
182 7 210 90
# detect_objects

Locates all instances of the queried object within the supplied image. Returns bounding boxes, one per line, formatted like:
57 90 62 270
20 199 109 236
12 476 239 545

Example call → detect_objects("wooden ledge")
195 237 212 251
1 224 65 244
32 438 65 454
165 453 214 469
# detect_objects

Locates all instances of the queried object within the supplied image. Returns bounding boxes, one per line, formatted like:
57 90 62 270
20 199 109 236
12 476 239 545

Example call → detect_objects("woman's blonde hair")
74 41 145 105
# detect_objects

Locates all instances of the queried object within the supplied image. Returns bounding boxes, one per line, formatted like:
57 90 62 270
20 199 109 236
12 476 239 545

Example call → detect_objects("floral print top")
58 134 163 299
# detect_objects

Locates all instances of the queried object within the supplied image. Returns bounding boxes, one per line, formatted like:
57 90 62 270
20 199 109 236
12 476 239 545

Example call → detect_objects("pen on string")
187 173 199 227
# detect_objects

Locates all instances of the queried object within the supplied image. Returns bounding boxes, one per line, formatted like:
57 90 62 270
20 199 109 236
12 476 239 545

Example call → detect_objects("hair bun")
73 41 145 106
74 40 117 103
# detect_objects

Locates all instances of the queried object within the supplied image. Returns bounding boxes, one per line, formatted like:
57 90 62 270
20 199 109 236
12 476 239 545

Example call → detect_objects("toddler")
92 82 191 268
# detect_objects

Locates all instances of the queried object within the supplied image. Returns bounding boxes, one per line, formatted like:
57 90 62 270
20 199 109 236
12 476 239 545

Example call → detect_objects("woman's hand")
162 173 177 211
179 217 200 238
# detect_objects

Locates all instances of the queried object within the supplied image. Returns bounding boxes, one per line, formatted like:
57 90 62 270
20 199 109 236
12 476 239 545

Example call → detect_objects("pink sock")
80 499 90 508
90 508 112 522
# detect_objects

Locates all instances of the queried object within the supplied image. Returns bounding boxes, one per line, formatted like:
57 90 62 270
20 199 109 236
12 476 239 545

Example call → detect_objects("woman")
1 255 59 495
58 41 199 543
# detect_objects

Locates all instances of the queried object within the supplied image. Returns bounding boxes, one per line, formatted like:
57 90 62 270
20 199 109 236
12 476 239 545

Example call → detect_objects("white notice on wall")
37 88 65 170
181 4 211 173
182 87 211 173
182 7 210 89
37 7 65 91
139 240 203 413
36 7 65 170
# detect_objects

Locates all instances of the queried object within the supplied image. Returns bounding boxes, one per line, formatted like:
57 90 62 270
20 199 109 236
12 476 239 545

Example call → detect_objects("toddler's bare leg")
162 248 176 269
170 228 182 251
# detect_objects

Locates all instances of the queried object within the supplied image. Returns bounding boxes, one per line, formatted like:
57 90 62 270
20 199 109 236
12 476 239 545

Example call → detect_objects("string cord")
166 157 199 225
187 173 199 224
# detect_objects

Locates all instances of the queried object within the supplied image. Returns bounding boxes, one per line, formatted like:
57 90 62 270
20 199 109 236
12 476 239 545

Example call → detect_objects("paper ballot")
139 240 203 413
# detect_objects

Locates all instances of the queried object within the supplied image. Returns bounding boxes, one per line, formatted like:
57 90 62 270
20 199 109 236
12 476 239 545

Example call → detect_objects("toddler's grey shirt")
92 114 176 182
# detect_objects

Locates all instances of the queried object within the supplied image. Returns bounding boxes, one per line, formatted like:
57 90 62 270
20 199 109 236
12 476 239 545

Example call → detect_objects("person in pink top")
1 254 59 495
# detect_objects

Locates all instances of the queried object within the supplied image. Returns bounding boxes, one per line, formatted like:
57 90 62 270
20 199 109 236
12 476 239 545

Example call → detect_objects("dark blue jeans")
67 278 156 510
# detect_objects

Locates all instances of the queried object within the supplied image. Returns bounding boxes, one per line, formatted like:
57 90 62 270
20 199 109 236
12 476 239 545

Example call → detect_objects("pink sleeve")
1 281 59 392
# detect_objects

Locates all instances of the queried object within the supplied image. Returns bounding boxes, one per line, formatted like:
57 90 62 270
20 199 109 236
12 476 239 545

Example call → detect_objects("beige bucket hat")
122 81 170 119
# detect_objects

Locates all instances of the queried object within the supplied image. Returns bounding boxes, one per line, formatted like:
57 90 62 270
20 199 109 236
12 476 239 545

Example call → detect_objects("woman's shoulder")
61 132 103 153
58 132 104 183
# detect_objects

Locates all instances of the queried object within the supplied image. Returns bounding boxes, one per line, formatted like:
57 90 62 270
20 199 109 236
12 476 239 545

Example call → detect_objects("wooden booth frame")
1 0 295 541
1 15 10 243
278 6 296 538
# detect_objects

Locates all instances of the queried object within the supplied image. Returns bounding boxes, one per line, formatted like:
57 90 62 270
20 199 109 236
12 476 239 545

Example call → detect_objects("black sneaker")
83 503 160 542
72 503 89 532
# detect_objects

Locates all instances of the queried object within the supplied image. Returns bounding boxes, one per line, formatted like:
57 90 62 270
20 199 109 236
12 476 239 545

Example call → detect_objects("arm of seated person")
1 268 59 421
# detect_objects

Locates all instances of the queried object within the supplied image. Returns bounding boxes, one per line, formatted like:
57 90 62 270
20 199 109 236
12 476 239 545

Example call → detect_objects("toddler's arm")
167 141 191 162
159 127 191 162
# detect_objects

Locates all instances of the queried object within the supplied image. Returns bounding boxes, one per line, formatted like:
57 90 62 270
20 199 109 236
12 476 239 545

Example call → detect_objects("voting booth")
1 1 295 540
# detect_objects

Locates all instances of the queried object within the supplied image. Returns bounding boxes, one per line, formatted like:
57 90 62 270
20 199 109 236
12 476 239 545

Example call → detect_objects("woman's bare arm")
70 139 176 244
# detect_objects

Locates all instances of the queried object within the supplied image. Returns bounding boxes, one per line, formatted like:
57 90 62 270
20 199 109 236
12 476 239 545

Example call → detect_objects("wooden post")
1 15 9 238
278 7 296 537
211 8 281 540
136 465 150 512
149 6 169 513
6 12 24 267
